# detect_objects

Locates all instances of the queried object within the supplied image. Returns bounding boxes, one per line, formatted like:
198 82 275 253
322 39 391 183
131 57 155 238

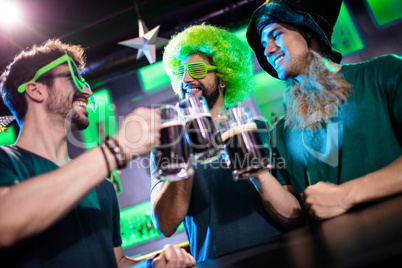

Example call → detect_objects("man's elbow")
153 221 177 237
282 211 305 231
151 214 178 237
0 230 18 247
0 219 30 247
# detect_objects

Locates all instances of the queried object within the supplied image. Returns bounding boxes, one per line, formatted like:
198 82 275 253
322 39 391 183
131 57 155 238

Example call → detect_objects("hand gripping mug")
153 105 194 181
217 107 272 180
177 95 223 164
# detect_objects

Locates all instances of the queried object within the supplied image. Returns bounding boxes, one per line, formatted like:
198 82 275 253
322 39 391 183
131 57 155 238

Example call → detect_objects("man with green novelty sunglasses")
151 24 303 263
0 39 196 268
172 61 217 82
17 54 96 111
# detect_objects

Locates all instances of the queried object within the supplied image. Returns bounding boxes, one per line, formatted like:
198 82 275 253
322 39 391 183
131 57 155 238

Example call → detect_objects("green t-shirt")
0 145 122 268
273 54 402 196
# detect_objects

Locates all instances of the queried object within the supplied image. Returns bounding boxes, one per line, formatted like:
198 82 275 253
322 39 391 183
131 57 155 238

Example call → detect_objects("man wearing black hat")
247 0 402 220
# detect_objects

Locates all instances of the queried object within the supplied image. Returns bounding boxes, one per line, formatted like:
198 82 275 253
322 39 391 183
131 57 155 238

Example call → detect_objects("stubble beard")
283 51 352 130
66 110 89 131
46 91 89 131
202 77 221 110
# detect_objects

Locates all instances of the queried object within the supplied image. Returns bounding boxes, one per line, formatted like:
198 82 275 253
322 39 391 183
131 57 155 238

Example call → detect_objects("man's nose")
82 84 93 97
182 70 194 82
264 40 278 57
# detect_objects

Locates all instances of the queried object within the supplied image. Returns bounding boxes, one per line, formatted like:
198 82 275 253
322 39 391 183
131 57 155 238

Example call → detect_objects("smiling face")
260 23 311 80
180 53 224 110
45 64 92 130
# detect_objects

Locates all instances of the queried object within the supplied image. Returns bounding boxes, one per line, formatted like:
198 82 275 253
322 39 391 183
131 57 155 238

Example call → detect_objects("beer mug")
217 107 272 180
153 105 194 181
177 95 222 164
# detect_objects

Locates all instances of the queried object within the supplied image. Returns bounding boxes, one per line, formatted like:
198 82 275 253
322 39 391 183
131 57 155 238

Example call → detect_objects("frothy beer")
222 122 271 176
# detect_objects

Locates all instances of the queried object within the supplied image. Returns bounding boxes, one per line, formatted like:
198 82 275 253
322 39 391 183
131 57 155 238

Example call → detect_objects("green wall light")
120 200 184 248
139 61 171 92
365 0 402 26
0 125 16 145
252 72 287 125
232 27 248 44
82 89 118 150
332 2 365 57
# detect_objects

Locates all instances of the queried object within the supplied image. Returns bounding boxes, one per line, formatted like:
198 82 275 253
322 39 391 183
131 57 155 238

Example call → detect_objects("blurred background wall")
0 0 401 258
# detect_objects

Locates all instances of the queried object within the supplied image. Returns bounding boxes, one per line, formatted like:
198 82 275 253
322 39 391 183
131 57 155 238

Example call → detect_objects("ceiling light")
0 1 21 26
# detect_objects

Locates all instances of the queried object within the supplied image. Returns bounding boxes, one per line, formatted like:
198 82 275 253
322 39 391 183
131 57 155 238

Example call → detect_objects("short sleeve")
255 119 272 150
0 146 22 186
270 121 292 186
272 148 292 186
150 151 163 193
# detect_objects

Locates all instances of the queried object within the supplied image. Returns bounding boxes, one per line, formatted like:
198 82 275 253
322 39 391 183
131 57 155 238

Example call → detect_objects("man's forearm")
151 179 193 237
343 155 402 207
0 146 115 247
117 256 139 268
251 171 304 230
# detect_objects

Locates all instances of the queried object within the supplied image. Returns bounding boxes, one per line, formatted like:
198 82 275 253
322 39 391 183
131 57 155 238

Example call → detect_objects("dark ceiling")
0 0 263 81
0 0 371 118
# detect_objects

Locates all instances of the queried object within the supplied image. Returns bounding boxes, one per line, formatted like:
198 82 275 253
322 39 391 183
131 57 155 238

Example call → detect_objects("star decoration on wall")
0 115 15 133
118 19 169 65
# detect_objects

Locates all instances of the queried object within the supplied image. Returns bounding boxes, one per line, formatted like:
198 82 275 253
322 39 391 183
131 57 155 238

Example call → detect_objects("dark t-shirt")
151 119 282 262
0 145 122 268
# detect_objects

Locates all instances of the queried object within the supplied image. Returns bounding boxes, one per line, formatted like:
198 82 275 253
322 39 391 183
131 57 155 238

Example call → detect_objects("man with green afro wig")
151 23 303 263
162 23 255 109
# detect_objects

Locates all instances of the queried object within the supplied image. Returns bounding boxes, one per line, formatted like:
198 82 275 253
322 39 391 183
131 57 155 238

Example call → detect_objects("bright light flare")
0 1 21 26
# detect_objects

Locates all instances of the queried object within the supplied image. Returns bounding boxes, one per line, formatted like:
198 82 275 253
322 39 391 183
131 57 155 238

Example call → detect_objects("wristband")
146 258 153 268
105 136 127 169
146 253 159 268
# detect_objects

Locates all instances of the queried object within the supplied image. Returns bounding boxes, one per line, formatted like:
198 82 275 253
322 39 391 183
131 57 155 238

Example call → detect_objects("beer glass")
153 105 194 181
217 107 272 180
177 95 222 164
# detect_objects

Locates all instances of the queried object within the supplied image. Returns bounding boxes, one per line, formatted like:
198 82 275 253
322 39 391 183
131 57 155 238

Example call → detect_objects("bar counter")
197 193 402 267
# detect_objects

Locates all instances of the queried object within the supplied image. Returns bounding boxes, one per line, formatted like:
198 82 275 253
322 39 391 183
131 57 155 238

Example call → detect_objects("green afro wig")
163 23 255 108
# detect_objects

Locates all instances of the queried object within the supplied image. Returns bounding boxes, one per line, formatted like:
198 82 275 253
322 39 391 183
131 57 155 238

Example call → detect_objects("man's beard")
66 110 89 131
202 77 221 110
283 51 352 130
46 91 89 131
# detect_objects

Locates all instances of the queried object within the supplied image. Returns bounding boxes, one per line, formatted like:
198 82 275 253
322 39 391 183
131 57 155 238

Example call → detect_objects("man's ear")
24 81 45 103
219 80 227 88
304 31 322 53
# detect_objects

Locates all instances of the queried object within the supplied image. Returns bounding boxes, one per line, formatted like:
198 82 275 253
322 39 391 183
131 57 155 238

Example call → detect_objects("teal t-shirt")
273 54 402 196
0 145 122 268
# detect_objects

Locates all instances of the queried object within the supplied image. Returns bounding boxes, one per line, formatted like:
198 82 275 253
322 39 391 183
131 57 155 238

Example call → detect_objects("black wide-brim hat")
247 0 343 78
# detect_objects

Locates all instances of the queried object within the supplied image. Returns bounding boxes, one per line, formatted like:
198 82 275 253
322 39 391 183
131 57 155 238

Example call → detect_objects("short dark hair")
0 39 86 124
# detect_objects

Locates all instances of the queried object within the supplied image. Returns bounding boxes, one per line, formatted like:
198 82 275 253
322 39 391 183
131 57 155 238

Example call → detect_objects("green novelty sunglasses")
172 62 217 81
17 54 95 110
